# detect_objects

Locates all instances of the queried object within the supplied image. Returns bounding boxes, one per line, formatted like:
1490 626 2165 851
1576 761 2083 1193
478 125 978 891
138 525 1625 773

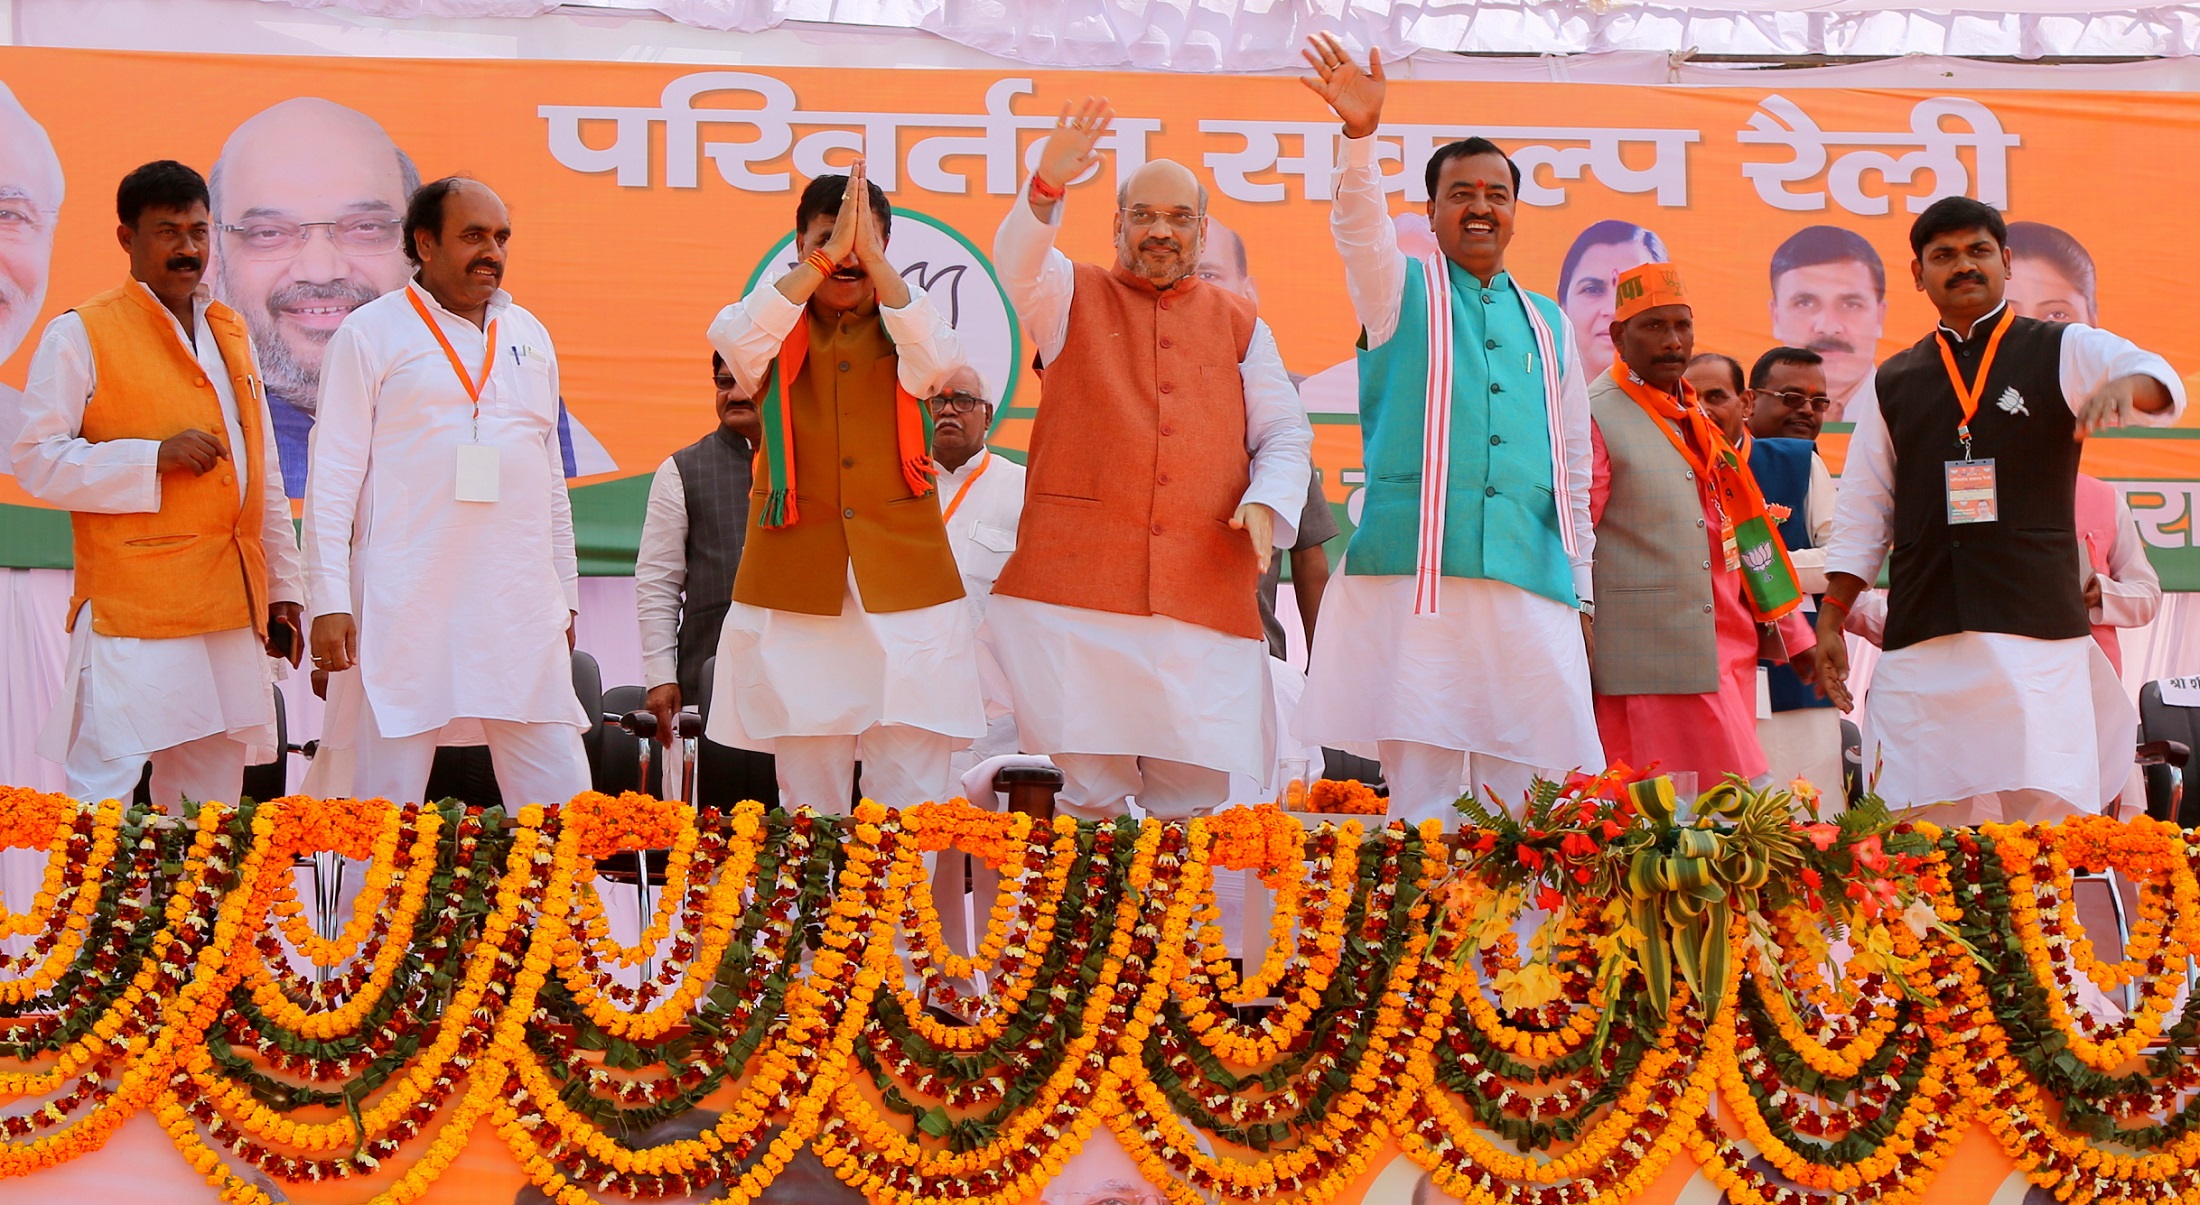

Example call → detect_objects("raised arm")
1302 34 1406 347
2064 322 2187 437
995 99 1109 366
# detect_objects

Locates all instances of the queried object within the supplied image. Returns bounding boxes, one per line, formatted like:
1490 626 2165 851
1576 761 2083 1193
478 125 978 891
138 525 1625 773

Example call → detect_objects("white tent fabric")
230 0 2200 65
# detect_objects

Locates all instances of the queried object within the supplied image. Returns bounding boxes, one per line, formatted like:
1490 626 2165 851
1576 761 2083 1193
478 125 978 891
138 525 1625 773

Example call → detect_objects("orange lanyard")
940 451 991 522
407 288 498 436
1934 305 2012 456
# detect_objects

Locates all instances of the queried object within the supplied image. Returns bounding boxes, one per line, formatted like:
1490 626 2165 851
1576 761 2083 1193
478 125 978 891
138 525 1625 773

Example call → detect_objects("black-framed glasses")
1120 205 1203 232
1767 388 1833 413
219 215 403 259
926 391 987 414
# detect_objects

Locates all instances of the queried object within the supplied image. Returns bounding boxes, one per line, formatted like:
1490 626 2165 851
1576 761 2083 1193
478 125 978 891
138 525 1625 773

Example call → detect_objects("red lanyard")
940 451 992 522
1935 305 2012 456
407 288 498 433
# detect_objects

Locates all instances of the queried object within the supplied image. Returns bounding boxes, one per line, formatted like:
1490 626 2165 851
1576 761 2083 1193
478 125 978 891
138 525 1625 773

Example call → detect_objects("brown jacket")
730 304 964 616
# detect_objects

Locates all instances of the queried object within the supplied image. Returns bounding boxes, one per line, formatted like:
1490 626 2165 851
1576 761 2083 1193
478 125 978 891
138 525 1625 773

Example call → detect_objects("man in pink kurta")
1584 263 1815 786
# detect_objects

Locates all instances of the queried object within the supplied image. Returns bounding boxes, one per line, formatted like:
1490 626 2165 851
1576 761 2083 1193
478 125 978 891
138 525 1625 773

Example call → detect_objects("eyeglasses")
220 216 403 259
1766 389 1833 413
926 391 987 414
1121 206 1203 232
712 374 743 392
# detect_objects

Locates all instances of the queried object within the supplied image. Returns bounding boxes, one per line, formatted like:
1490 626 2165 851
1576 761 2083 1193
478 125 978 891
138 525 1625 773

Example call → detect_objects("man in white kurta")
1816 196 2183 827
12 165 303 809
984 106 1311 821
305 178 589 809
1292 38 1601 823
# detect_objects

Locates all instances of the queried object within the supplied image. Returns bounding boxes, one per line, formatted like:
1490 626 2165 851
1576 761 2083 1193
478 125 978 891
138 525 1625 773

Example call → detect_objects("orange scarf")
754 313 935 530
1613 370 1804 622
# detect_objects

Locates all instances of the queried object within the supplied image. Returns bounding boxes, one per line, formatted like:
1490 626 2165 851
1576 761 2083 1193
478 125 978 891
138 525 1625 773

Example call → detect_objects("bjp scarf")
754 315 935 529
1612 370 1804 623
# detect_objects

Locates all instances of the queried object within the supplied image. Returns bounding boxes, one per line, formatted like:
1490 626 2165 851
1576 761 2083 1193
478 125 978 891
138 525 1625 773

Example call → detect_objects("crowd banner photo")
0 48 2195 585
2 43 2199 1205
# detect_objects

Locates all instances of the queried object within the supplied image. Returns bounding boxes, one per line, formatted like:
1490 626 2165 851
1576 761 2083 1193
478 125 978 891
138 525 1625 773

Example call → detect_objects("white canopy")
210 0 2200 65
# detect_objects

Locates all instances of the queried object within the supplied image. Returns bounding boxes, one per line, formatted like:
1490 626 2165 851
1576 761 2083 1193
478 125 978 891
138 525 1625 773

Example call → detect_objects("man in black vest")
1813 197 2183 825
635 352 776 802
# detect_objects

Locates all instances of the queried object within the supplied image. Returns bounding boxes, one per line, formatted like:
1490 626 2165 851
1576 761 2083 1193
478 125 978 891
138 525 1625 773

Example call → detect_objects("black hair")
711 350 727 375
2006 220 2098 320
1908 196 2006 259
795 173 892 243
1748 345 1825 390
1688 352 1745 396
1769 225 1884 299
1424 137 1521 202
116 160 208 227
402 176 470 266
1557 220 1670 305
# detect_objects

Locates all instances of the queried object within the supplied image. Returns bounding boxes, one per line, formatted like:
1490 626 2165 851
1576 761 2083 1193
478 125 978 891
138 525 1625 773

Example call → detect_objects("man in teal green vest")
1292 35 1604 825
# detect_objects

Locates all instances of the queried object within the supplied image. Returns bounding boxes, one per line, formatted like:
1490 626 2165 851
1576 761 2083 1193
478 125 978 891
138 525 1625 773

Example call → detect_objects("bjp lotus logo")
1743 542 1775 572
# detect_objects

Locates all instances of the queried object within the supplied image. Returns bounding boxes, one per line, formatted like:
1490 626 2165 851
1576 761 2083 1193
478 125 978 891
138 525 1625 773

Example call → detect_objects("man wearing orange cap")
1588 262 1818 787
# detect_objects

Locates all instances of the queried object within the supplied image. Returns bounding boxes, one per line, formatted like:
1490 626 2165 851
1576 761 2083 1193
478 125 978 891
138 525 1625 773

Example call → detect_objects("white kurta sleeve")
1822 382 1897 586
991 180 1076 365
1558 321 1596 604
635 455 689 690
1787 451 1839 596
2093 494 2161 630
302 324 376 617
545 344 580 614
1330 133 1408 350
877 285 968 399
246 336 305 607
1240 320 1313 549
2059 323 2188 424
8 314 162 514
705 285 806 398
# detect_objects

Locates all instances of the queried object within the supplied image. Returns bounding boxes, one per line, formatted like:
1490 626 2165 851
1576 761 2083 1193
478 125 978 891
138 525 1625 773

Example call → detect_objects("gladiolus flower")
1517 846 1545 870
1799 868 1823 890
1801 823 1840 852
1852 834 1889 872
1537 886 1565 911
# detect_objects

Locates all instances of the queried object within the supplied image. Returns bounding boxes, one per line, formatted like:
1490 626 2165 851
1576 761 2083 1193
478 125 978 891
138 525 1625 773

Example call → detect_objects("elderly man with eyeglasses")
1733 346 1848 794
985 96 1313 821
926 366 1026 768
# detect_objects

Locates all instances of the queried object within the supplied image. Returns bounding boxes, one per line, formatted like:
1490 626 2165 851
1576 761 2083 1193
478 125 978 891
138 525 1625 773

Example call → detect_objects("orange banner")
0 48 2194 580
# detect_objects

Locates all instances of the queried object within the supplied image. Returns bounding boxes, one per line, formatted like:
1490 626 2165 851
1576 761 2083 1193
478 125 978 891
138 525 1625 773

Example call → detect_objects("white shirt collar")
939 447 990 483
1937 299 2009 343
129 279 213 347
406 277 511 324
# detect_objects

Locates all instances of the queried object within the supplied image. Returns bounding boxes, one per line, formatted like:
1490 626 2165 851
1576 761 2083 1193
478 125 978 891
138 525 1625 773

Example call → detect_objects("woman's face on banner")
1563 237 1655 380
2006 255 2094 325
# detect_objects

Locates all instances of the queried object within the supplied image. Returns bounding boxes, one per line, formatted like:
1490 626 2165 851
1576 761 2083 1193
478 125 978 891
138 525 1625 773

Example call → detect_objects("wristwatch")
1578 601 1596 620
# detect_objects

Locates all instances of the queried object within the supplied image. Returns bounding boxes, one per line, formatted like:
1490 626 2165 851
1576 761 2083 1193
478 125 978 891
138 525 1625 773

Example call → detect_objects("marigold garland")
7 794 2200 1205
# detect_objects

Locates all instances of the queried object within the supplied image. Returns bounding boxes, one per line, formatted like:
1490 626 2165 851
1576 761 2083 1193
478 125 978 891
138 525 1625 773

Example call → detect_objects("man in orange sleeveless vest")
703 160 983 813
985 99 1313 820
8 161 303 810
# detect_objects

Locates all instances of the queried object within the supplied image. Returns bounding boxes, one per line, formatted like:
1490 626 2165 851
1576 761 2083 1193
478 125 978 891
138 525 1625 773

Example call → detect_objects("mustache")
468 256 502 278
267 279 377 315
166 255 203 273
1650 353 1688 365
1806 337 1855 355
1137 237 1181 254
1945 269 1987 288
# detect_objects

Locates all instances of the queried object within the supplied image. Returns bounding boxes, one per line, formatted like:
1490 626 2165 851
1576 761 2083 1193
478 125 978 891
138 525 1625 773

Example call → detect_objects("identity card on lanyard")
408 289 501 503
1937 309 2010 526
